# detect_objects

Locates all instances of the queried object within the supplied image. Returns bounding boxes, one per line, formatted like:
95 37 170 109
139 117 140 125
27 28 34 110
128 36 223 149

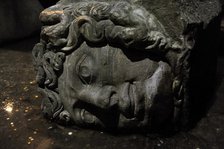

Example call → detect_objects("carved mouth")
118 82 137 118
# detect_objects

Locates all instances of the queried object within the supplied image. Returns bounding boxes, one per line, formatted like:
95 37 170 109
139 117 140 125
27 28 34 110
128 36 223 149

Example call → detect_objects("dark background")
0 0 223 149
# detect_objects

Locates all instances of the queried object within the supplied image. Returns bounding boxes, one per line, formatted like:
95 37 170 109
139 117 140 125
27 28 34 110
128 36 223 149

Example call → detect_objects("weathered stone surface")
0 0 43 44
33 0 222 132
1 37 224 149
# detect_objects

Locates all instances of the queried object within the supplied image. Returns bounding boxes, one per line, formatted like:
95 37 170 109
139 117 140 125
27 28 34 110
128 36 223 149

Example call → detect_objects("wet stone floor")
0 37 224 149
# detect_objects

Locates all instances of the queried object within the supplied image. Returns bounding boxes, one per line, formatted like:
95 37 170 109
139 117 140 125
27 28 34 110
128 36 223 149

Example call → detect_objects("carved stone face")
33 0 185 131
58 42 174 129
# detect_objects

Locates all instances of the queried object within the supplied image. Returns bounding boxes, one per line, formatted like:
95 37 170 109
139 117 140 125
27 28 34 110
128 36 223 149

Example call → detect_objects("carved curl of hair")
40 1 177 52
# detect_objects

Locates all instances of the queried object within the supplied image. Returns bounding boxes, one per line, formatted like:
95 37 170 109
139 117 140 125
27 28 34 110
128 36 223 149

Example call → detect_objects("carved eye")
76 55 94 85
79 66 91 77
79 65 92 84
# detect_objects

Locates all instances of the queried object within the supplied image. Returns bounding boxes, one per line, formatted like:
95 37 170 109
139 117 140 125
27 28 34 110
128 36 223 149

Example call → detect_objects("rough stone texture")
0 37 224 149
57 0 221 41
0 0 43 44
32 0 222 132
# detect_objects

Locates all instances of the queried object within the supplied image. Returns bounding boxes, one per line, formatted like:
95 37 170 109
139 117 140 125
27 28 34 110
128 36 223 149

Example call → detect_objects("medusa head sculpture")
33 0 187 131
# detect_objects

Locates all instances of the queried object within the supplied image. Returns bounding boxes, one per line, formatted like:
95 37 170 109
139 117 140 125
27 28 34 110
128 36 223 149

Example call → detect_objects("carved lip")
129 83 136 117
129 82 145 119
118 82 136 118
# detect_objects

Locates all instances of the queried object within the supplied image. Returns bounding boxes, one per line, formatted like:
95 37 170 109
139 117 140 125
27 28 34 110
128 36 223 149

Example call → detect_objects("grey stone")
32 0 222 132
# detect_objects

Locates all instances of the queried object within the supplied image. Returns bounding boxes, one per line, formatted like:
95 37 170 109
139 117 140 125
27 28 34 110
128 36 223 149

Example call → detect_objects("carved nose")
78 85 118 109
